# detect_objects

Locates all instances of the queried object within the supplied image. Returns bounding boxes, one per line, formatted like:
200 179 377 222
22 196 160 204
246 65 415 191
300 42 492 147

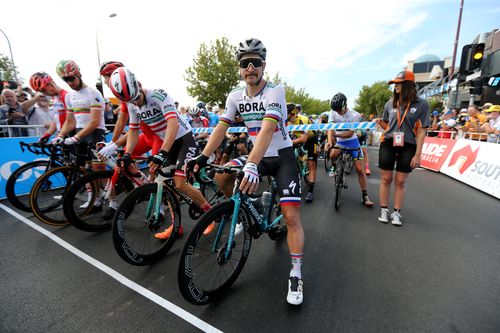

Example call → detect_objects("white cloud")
0 0 432 105
400 42 429 65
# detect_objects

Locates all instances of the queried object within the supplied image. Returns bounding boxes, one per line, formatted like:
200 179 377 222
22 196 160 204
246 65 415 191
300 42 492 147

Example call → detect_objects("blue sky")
283 0 500 107
0 0 498 109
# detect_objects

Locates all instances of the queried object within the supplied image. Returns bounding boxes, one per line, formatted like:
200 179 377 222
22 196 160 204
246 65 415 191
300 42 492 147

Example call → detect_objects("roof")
414 54 441 63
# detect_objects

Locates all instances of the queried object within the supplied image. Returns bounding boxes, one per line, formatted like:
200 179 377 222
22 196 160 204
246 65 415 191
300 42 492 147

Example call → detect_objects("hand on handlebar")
51 136 64 145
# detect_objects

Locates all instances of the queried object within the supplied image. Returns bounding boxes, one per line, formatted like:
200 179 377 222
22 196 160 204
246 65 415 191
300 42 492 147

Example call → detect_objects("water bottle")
261 191 273 219
250 197 263 214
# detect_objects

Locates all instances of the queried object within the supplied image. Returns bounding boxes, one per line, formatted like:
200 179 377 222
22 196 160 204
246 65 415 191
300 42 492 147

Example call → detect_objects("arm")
160 117 179 152
111 109 128 142
411 127 427 168
202 122 229 156
58 113 76 138
292 132 308 145
125 129 139 155
21 93 43 114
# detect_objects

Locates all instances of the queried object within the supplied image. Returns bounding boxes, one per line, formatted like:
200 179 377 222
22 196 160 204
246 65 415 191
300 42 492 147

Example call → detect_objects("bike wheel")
346 157 354 175
334 161 344 211
6 160 51 212
324 151 333 173
63 170 124 232
112 183 180 266
30 166 85 226
178 200 252 305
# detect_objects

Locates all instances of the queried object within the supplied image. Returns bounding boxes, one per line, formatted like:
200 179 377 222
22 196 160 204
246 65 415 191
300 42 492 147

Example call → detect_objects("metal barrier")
426 130 499 143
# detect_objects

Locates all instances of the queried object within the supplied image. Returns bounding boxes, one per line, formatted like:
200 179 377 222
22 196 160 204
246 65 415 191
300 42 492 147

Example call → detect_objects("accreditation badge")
393 132 404 147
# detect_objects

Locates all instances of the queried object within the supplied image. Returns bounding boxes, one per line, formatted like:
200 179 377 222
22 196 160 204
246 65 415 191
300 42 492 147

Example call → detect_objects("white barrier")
192 122 376 134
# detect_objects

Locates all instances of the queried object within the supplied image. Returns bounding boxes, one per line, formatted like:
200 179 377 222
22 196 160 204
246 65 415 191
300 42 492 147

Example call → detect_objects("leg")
393 171 409 210
379 170 393 207
362 147 371 175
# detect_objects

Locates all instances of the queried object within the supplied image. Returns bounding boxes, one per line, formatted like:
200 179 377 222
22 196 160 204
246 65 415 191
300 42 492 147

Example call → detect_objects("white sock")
290 253 303 279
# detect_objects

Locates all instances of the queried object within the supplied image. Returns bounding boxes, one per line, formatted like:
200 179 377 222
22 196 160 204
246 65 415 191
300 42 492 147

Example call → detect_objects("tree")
267 72 330 114
185 37 240 106
354 81 393 117
0 53 19 82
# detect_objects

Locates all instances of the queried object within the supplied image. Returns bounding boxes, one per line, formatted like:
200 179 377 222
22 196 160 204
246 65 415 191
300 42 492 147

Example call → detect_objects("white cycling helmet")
108 67 140 102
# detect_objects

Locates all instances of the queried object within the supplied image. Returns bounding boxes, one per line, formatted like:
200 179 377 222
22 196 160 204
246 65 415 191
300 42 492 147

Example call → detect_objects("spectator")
462 104 488 141
208 104 219 127
436 110 457 139
27 95 52 136
479 105 500 143
0 88 33 137
104 98 115 130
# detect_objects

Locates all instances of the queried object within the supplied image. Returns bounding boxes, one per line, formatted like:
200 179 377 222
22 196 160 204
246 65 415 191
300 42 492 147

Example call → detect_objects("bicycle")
294 145 309 183
333 147 356 211
112 164 225 266
62 151 149 232
177 164 287 305
29 143 94 226
6 142 64 212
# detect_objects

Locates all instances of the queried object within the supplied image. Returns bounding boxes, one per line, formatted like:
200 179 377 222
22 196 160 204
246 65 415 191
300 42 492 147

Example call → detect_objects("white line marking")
0 204 223 333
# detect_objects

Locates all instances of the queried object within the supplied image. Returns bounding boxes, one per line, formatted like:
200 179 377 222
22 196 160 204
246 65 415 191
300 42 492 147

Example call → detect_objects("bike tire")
334 161 344 211
112 183 181 266
6 160 51 212
63 170 120 232
178 200 252 305
30 166 86 226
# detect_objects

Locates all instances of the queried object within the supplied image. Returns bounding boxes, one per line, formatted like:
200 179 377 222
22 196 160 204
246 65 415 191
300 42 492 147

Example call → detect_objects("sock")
86 191 92 202
109 199 118 210
394 208 401 213
380 205 388 209
201 202 212 212
290 253 303 279
307 183 315 193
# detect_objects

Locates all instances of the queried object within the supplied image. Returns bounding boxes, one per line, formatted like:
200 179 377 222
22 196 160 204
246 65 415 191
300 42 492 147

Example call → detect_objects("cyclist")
196 101 209 118
189 106 210 141
221 112 249 164
325 92 374 207
188 38 305 305
287 103 318 202
28 72 69 142
108 67 213 238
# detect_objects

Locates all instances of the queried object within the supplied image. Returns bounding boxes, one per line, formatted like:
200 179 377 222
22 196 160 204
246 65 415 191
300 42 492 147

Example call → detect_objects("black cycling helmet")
196 101 206 109
287 103 296 114
236 38 267 61
296 104 302 110
330 92 347 111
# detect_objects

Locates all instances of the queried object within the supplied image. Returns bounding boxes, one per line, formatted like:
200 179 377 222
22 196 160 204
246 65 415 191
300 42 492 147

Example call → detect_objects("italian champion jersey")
221 82 292 157
65 86 105 130
50 89 68 132
127 89 191 140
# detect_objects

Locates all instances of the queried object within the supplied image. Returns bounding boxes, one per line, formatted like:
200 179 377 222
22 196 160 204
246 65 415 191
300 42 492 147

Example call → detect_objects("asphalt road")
1 147 499 333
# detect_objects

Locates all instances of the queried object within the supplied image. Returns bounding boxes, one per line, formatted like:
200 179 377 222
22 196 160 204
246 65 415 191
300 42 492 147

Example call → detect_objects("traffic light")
470 43 485 70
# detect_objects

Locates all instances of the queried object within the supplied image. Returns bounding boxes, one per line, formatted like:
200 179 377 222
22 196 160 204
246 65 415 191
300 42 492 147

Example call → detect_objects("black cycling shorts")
304 137 318 162
167 132 199 177
228 146 301 207
76 128 106 161
378 140 417 173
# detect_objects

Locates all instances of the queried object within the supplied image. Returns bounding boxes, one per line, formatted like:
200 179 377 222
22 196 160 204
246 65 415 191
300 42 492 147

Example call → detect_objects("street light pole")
0 28 18 81
96 13 117 69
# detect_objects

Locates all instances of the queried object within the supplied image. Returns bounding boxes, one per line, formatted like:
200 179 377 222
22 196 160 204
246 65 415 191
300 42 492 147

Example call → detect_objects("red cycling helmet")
29 72 53 92
100 61 124 76
108 67 140 102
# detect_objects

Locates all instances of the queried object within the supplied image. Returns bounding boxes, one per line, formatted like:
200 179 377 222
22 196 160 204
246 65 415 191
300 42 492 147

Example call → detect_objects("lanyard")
396 104 411 130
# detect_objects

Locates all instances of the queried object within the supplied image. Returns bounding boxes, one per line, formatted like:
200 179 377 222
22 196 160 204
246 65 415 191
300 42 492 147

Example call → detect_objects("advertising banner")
440 139 500 199
420 137 457 172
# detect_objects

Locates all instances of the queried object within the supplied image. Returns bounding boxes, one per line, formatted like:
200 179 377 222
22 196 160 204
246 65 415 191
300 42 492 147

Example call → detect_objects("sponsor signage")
420 137 457 172
440 139 500 199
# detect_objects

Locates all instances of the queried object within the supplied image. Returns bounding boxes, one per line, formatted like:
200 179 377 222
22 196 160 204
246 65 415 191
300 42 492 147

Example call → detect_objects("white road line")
0 204 223 333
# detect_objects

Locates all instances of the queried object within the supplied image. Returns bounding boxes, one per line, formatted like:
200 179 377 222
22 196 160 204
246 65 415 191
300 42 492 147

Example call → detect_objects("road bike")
112 165 225 266
333 147 356 211
177 164 287 305
6 142 64 212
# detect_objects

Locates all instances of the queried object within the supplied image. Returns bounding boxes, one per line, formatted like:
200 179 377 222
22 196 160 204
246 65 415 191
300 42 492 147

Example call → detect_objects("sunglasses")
239 58 263 69
63 76 76 82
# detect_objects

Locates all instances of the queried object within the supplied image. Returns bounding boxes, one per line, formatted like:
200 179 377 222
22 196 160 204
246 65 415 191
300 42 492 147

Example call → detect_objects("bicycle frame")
214 177 284 260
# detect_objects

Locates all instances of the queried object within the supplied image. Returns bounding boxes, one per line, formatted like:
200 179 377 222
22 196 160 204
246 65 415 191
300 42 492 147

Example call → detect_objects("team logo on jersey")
151 89 168 102
137 108 162 120
239 102 265 113
410 107 417 113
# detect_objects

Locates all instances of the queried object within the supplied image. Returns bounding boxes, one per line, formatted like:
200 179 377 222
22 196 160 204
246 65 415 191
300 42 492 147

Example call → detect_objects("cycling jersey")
50 89 68 132
289 114 315 139
327 108 362 143
65 86 106 130
120 102 156 138
127 89 191 141
221 82 292 157
190 116 209 128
